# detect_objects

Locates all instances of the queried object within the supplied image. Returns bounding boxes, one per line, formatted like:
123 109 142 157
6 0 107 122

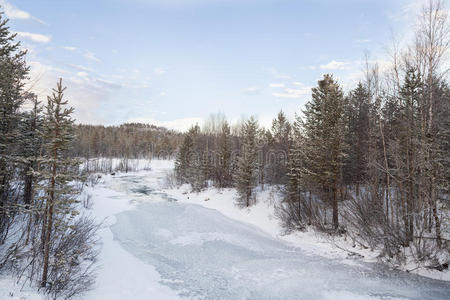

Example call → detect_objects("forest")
0 0 449 298
0 12 100 297
173 1 450 270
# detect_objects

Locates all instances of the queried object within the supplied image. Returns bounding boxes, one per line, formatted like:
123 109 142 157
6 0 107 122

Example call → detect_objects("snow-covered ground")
1 160 449 299
81 164 180 300
0 275 43 300
89 160 450 299
163 182 450 282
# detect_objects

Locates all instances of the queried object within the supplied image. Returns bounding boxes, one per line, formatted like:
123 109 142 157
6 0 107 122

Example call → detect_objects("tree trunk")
332 183 338 230
23 163 33 208
41 152 56 287
431 176 442 248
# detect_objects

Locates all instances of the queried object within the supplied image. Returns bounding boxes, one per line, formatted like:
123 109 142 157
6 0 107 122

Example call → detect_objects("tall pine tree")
217 121 232 188
0 11 29 239
235 117 259 207
38 79 81 288
343 83 370 193
269 110 291 184
301 74 346 229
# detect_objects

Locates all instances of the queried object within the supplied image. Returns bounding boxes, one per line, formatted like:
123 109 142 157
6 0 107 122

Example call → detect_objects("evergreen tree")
0 11 29 238
343 83 370 192
283 114 309 228
269 110 291 184
300 74 346 229
217 121 232 188
256 127 270 190
235 117 259 207
396 68 422 244
19 93 43 208
175 124 200 188
38 79 81 288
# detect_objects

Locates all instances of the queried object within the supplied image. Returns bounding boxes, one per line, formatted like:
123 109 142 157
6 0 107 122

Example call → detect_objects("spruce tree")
0 11 29 238
175 124 200 186
19 93 43 208
217 121 232 188
343 83 370 193
284 113 309 228
396 68 422 244
38 79 80 288
235 117 258 207
269 110 291 184
301 74 346 229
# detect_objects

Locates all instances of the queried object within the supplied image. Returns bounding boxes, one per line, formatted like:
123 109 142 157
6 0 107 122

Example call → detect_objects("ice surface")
111 202 450 299
9 161 447 299
102 166 450 300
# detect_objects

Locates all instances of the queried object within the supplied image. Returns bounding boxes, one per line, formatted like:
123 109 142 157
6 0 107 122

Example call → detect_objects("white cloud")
84 51 101 62
77 71 89 77
269 83 285 88
15 32 51 43
242 87 261 95
0 0 45 24
63 46 77 51
96 78 122 89
272 87 310 99
25 60 120 124
1 0 30 19
320 60 351 70
68 64 94 73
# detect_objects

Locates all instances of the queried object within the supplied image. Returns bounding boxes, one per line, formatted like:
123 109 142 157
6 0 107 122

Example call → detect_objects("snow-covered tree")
19 94 44 208
0 11 29 239
217 121 232 188
235 117 259 207
37 79 81 288
343 83 370 193
281 113 309 229
300 74 346 230
175 124 202 190
268 110 291 184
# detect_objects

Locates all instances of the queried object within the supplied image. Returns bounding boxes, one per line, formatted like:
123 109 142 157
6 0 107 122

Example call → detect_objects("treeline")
175 0 449 268
174 113 290 195
0 14 98 298
71 123 183 159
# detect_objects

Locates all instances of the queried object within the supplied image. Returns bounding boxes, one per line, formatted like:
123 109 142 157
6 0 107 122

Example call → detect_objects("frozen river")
91 165 450 299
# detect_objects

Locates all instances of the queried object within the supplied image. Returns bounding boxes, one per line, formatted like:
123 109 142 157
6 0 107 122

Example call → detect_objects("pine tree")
0 11 29 238
235 117 258 207
269 110 291 184
283 113 309 228
217 121 232 188
301 74 346 230
343 83 370 193
174 124 200 187
38 79 81 288
396 68 423 244
19 93 43 208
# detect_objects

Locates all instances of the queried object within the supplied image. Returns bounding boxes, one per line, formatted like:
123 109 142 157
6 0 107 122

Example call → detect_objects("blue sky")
1 0 422 131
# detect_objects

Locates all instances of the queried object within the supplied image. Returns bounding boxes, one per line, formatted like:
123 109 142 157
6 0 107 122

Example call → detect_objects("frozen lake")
97 167 450 299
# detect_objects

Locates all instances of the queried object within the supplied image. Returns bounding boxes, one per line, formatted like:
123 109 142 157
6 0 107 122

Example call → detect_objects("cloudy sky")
1 0 423 131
